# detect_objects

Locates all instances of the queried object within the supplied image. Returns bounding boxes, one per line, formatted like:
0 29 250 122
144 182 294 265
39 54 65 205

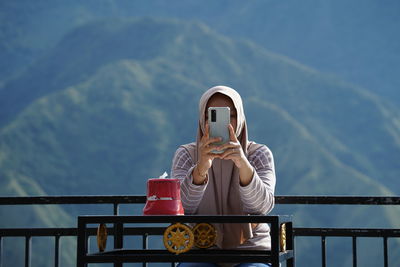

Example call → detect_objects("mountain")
1 17 400 266
1 0 399 105
246 98 400 265
0 174 75 266
2 17 400 193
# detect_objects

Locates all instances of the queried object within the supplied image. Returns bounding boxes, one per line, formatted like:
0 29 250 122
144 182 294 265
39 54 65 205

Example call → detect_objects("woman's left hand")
216 124 248 168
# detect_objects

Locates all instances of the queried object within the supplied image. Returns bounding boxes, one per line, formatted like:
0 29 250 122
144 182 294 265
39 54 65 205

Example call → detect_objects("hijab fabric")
183 85 254 249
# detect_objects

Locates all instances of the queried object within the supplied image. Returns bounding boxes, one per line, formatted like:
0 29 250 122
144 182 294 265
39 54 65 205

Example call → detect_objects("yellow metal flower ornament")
97 223 108 252
163 223 194 254
193 223 217 249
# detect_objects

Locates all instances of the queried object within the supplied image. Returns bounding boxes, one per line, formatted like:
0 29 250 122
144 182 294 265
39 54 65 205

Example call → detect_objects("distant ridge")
1 1 399 103
1 17 399 266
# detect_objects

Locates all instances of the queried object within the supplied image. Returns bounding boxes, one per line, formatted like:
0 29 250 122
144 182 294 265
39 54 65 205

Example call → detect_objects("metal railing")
76 215 293 267
1 195 400 267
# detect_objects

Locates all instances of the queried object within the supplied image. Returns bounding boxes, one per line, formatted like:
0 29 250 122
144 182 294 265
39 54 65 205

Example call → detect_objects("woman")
171 86 276 267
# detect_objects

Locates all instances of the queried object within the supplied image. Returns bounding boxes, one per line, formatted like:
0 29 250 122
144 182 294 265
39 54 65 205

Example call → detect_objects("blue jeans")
177 263 272 267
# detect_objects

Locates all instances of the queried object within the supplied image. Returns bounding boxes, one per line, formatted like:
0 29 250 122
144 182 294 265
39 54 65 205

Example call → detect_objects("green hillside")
1 1 399 104
1 17 400 266
0 175 75 266
246 98 400 265
1 17 399 192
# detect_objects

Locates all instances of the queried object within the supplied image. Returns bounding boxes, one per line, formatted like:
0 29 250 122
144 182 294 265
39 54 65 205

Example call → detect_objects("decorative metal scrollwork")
280 223 286 252
163 223 194 254
97 223 107 252
193 223 217 249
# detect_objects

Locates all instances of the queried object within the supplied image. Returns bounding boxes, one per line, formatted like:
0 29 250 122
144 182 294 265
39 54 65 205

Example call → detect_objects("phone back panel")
208 107 230 151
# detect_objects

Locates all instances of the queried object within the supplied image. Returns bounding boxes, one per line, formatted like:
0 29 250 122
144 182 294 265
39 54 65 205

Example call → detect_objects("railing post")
270 217 280 267
113 199 121 267
77 217 88 267
142 234 148 267
25 236 31 267
352 236 357 267
0 236 2 267
54 235 60 267
321 236 326 267
114 222 123 267
383 237 388 267
113 203 119 215
286 221 295 267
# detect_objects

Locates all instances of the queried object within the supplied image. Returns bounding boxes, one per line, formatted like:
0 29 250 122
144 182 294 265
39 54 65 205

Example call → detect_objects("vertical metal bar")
114 202 120 267
114 222 123 267
114 222 123 248
383 237 388 267
113 203 119 215
25 236 31 267
270 218 280 267
54 235 60 267
321 236 326 267
0 236 3 267
286 222 295 267
142 234 148 249
142 234 148 267
352 236 357 267
87 236 91 254
77 217 88 267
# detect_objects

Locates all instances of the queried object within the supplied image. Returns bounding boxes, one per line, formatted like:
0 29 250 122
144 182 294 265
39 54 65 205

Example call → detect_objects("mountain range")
1 9 399 267
1 0 399 104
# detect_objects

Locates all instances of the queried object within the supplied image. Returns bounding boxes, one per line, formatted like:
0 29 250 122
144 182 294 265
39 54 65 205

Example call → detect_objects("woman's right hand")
193 123 221 185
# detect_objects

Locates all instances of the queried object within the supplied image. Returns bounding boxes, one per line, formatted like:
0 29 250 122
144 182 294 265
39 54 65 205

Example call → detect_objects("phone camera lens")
211 109 217 122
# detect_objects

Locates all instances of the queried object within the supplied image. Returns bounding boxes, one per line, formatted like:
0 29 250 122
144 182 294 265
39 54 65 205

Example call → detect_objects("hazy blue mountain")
1 0 399 104
0 174 75 266
2 17 399 193
1 17 400 266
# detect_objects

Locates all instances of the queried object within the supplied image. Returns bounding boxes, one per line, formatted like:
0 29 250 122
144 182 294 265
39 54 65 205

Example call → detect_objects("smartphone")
208 107 230 154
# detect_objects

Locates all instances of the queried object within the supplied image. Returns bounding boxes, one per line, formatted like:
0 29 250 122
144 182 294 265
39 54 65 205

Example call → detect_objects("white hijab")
183 85 260 248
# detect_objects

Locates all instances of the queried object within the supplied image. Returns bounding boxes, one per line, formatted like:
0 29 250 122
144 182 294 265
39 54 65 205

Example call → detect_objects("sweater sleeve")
239 145 276 215
170 146 208 214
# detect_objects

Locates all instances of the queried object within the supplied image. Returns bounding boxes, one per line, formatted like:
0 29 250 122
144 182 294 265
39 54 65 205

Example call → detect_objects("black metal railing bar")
2 195 400 205
294 227 400 267
1 195 400 267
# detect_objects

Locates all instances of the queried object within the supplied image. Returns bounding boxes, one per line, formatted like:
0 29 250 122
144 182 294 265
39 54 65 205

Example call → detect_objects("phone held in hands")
208 107 230 154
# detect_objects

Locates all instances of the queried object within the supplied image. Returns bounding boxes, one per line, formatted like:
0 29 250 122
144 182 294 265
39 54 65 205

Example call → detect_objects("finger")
221 153 240 160
221 152 241 160
216 141 240 151
204 144 220 154
204 122 210 138
200 124 214 144
201 141 221 156
228 124 238 142
208 152 221 159
219 148 240 159
203 137 222 147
